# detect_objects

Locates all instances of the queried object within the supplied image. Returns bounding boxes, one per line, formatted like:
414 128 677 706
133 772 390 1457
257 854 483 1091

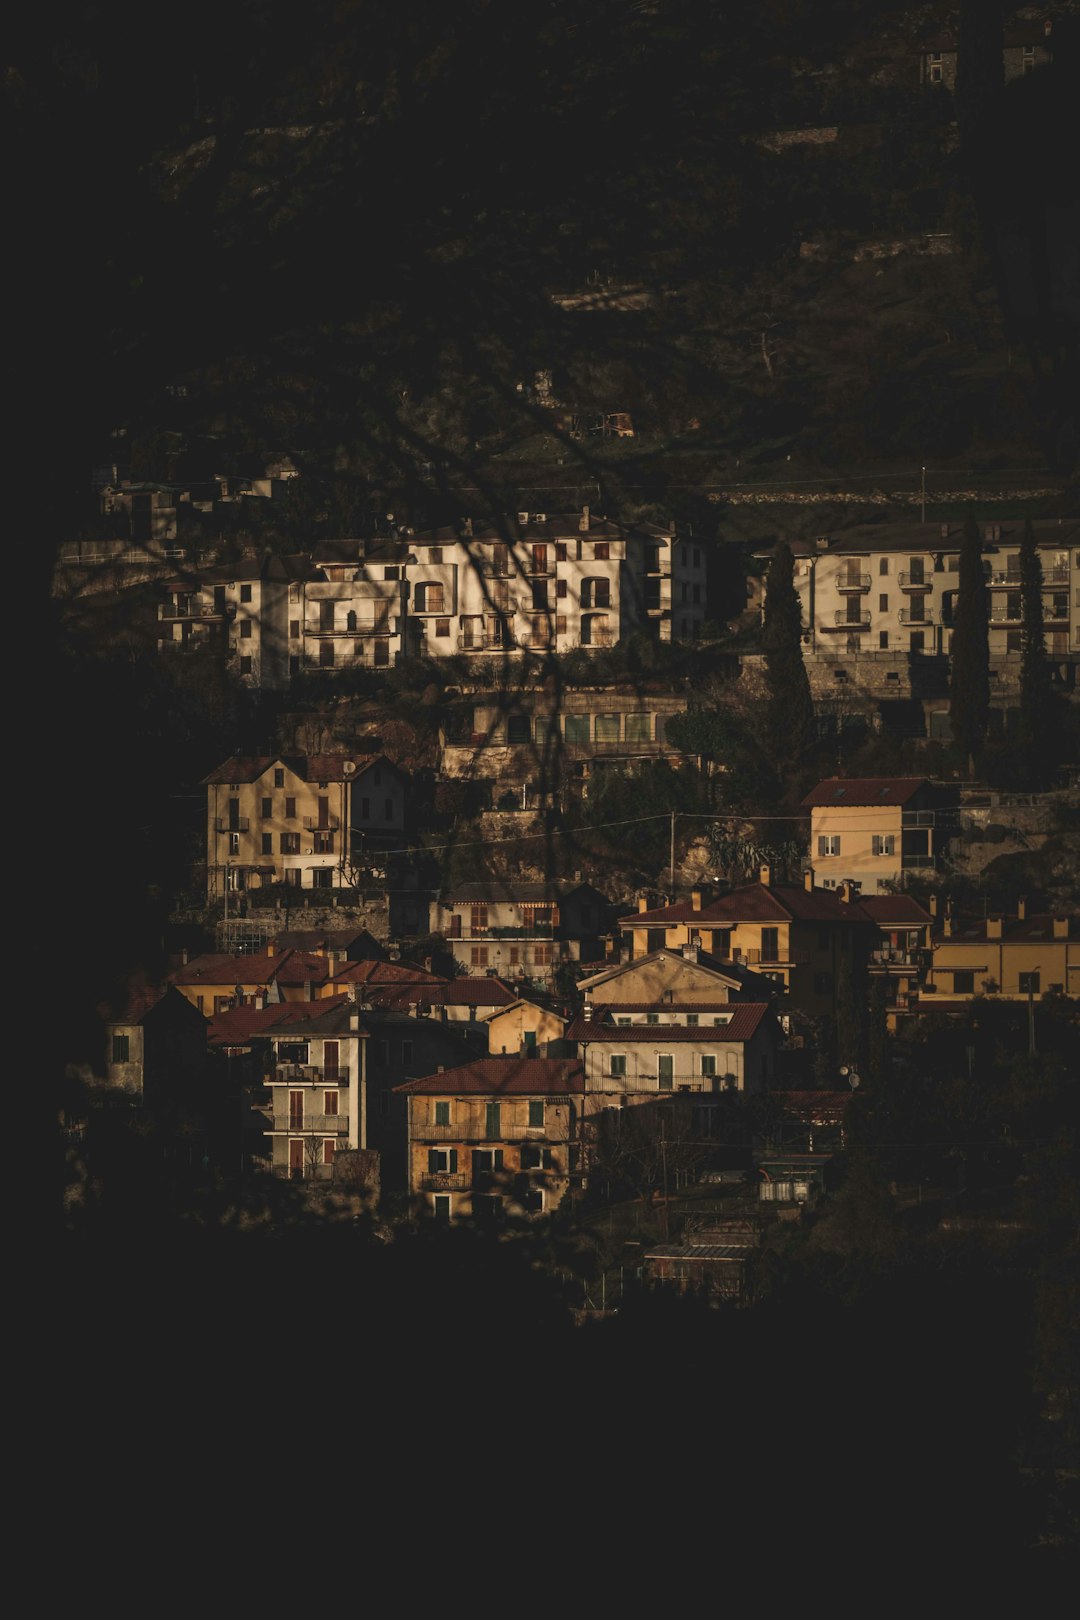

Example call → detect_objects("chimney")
638 894 651 913
691 888 703 912
437 1064 444 1073
462 517 473 538
349 1011 360 1030
579 505 590 532
1017 895 1027 922
682 943 699 963
759 865 771 887
1053 917 1069 939
804 869 814 892
986 916 1003 939
928 894 938 917
180 947 189 965
839 879 854 904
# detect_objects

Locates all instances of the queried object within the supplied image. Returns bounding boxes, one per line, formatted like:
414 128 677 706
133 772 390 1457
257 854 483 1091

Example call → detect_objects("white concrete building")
158 552 293 688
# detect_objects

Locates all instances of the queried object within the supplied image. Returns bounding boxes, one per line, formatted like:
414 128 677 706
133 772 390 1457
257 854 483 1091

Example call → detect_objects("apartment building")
261 997 368 1177
566 1001 778 1095
294 539 412 674
801 776 959 893
918 19 1053 88
430 881 614 988
922 902 1077 1008
396 1056 585 1219
761 519 1079 667
202 752 405 898
158 552 295 688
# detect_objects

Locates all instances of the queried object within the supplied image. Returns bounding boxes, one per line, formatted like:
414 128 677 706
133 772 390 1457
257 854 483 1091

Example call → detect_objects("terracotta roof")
621 882 873 928
269 928 385 956
800 777 929 808
170 949 334 987
207 997 349 1047
936 913 1076 944
394 1057 584 1096
579 1000 743 1013
359 976 519 1011
200 753 395 786
566 1004 770 1042
328 960 446 987
859 894 932 925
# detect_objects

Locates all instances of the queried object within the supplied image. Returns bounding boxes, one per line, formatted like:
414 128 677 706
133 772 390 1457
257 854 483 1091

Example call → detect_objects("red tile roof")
858 895 932 925
621 883 873 928
328 960 447 987
800 777 929 808
170 949 335 987
394 1057 584 1096
207 997 350 1047
201 753 396 786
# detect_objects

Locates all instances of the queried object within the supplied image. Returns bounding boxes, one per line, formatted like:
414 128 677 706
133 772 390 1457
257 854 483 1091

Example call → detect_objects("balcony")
898 608 936 625
270 1113 350 1134
898 572 932 592
274 1064 351 1084
419 1172 470 1192
308 621 393 638
988 606 1021 623
457 633 515 651
488 922 554 938
836 573 871 593
870 949 922 969
900 853 936 868
825 611 871 630
413 1122 567 1142
581 627 615 648
303 815 340 831
215 818 249 833
159 603 229 621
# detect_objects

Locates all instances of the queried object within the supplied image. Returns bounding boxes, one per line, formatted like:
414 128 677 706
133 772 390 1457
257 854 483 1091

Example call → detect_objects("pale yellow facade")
925 915 1076 1004
484 1001 567 1056
577 950 742 1006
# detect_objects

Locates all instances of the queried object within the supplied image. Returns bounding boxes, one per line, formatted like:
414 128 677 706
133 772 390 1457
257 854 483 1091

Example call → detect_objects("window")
319 642 335 667
700 1055 716 1079
374 640 390 667
240 583 252 603
879 631 889 649
470 903 488 934
240 656 252 675
1019 972 1040 995
471 946 489 968
556 578 567 599
646 1013 659 1026
289 584 301 604
312 866 332 888
686 1013 699 1027
760 927 780 961
952 971 975 995
435 617 450 637
532 943 552 967
565 713 590 744
228 832 240 855
323 1140 337 1166
280 832 300 854
879 558 889 576
429 547 443 563
593 541 609 561
433 1195 451 1219
284 796 295 818
624 712 652 743
112 1033 130 1064
384 565 400 580
485 1102 501 1139
284 868 301 887
610 1054 627 1078
506 714 531 744
595 713 620 743
261 833 272 854
508 946 519 967
434 1101 450 1126
290 619 300 639
313 829 334 853
240 618 253 639
555 542 567 561
259 796 271 819
428 1148 458 1174
871 835 896 856
520 1144 553 1171
818 835 841 857
528 1100 545 1128
657 1055 674 1090
878 594 889 613
324 1091 339 1116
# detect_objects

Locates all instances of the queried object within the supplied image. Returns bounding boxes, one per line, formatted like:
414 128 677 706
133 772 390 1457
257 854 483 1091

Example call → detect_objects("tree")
761 541 815 768
1017 518 1058 787
948 514 990 773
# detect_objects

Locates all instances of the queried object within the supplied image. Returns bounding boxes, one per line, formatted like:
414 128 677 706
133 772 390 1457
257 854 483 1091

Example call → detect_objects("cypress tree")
1018 519 1057 785
949 514 990 773
762 540 815 765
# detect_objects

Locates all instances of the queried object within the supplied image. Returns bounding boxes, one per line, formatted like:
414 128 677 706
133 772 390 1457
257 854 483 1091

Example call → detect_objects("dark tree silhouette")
761 541 815 768
948 515 990 773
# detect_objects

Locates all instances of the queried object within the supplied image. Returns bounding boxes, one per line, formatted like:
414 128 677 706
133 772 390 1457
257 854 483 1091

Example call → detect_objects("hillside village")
34 0 1080 1555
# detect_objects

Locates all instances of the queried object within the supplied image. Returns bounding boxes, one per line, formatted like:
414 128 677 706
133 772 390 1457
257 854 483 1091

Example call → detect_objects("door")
289 1090 304 1128
289 1138 305 1178
323 1042 339 1082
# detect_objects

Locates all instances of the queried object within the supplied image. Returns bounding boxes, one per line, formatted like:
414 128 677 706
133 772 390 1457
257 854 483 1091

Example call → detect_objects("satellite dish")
848 1070 861 1090
838 1065 849 1076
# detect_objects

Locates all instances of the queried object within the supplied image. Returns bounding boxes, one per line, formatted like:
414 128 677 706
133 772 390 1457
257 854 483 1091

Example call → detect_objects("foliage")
761 541 815 770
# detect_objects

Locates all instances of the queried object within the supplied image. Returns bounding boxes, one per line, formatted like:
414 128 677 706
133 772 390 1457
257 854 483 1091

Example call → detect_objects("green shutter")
428 1148 438 1172
449 1148 458 1173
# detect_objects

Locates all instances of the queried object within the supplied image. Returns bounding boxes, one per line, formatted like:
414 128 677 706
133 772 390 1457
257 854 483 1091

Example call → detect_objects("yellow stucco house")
800 776 959 895
923 902 1077 1007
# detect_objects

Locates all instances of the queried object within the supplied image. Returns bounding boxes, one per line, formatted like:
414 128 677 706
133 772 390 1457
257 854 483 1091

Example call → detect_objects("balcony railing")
308 621 393 638
457 633 515 651
159 603 228 620
870 949 922 968
303 816 340 831
900 854 936 868
487 922 554 938
274 1064 351 1084
898 572 932 591
898 608 936 625
215 818 249 833
988 606 1021 623
828 610 871 628
419 1172 471 1191
581 628 615 648
836 573 871 593
413 1122 568 1142
270 1113 350 1133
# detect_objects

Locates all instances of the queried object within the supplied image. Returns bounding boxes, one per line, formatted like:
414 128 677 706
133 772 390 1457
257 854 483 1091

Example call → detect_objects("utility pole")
920 465 926 526
1028 974 1038 1055
669 810 677 900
